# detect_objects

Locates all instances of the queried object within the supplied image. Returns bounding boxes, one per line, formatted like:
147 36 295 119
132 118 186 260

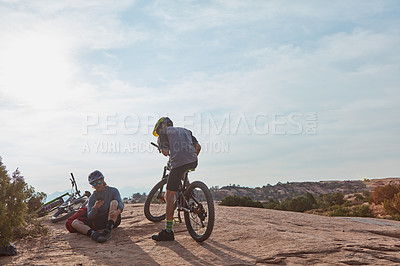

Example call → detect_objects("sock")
106 220 115 230
165 220 173 233
87 229 94 237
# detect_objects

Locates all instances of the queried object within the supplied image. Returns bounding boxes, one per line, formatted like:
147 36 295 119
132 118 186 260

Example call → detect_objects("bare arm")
195 143 201 155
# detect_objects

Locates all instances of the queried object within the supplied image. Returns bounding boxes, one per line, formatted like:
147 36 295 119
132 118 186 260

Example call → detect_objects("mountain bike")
36 192 70 217
144 142 215 242
37 173 91 223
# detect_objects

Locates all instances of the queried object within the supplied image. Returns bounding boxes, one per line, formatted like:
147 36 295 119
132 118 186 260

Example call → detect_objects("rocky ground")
2 203 400 265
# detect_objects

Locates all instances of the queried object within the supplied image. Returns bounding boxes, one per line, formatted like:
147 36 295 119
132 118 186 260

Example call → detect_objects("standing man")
70 170 124 243
151 117 201 241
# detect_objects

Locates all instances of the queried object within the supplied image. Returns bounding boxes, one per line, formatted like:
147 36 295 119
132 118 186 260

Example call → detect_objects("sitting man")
70 170 124 243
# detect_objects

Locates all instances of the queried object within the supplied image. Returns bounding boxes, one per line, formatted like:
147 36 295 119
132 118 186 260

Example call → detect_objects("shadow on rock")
66 227 160 265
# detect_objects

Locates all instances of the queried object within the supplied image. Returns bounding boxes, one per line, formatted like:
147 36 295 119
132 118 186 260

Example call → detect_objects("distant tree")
329 206 350 217
306 192 317 206
371 184 400 204
220 195 263 208
277 193 317 213
353 205 373 217
265 198 280 209
382 192 400 217
322 192 345 207
288 197 312 212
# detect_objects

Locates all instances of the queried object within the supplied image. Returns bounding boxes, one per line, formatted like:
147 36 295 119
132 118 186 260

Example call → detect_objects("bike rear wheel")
144 178 168 222
51 198 86 223
184 181 215 242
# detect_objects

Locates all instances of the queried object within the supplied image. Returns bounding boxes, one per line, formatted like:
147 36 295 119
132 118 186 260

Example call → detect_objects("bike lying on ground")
144 142 215 242
37 173 91 223
36 192 70 218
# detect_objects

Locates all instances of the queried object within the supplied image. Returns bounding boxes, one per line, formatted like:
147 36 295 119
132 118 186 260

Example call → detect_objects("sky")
1 0 399 198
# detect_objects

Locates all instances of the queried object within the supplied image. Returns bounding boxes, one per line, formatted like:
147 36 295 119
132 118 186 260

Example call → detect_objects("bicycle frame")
176 172 190 208
37 192 70 216
45 192 70 207
156 159 193 224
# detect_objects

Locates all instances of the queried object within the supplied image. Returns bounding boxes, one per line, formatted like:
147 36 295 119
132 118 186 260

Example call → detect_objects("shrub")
323 192 345 206
382 192 400 217
220 195 264 208
371 184 400 204
0 158 47 245
265 193 317 212
0 160 26 245
354 194 364 202
329 206 350 217
25 186 47 214
305 192 317 206
287 196 314 212
264 198 280 210
13 215 48 239
353 204 373 217
219 195 241 206
362 190 371 203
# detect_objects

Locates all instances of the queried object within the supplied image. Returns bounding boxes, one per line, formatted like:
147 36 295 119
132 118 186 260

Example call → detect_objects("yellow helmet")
153 117 173 137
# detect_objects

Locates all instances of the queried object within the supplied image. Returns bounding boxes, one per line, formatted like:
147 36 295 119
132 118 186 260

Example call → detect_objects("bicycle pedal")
173 217 181 225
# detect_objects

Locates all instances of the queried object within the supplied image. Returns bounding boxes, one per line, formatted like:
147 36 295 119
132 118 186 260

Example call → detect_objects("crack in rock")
276 247 342 257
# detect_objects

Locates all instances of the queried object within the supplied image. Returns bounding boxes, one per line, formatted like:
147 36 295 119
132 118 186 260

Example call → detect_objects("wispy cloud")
0 1 399 195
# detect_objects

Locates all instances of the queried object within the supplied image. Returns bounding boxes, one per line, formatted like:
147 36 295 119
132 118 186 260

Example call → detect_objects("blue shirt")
87 186 124 220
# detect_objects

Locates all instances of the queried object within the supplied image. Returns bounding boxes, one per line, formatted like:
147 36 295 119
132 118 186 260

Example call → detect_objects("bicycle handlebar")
70 173 81 196
151 142 159 148
151 142 161 153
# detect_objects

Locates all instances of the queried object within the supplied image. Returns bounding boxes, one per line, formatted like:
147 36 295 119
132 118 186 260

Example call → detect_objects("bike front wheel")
51 198 86 223
144 178 168 222
184 181 215 242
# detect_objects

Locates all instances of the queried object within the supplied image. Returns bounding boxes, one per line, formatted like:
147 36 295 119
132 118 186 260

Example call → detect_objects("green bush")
329 206 350 217
329 204 373 217
322 192 345 207
0 157 47 245
264 193 317 212
354 194 364 202
353 204 373 217
264 198 280 209
220 195 264 208
280 196 313 212
360 190 372 203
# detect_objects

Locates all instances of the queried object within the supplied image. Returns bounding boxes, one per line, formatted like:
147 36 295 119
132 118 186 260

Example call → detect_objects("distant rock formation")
211 177 400 201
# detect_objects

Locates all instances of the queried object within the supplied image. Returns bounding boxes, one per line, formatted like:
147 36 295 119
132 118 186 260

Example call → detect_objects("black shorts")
84 212 121 231
167 161 198 191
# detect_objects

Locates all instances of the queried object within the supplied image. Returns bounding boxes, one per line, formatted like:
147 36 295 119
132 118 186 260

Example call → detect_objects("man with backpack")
151 117 201 241
67 170 124 243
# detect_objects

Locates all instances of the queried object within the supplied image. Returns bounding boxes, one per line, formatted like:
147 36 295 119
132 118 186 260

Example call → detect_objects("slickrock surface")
2 203 400 265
